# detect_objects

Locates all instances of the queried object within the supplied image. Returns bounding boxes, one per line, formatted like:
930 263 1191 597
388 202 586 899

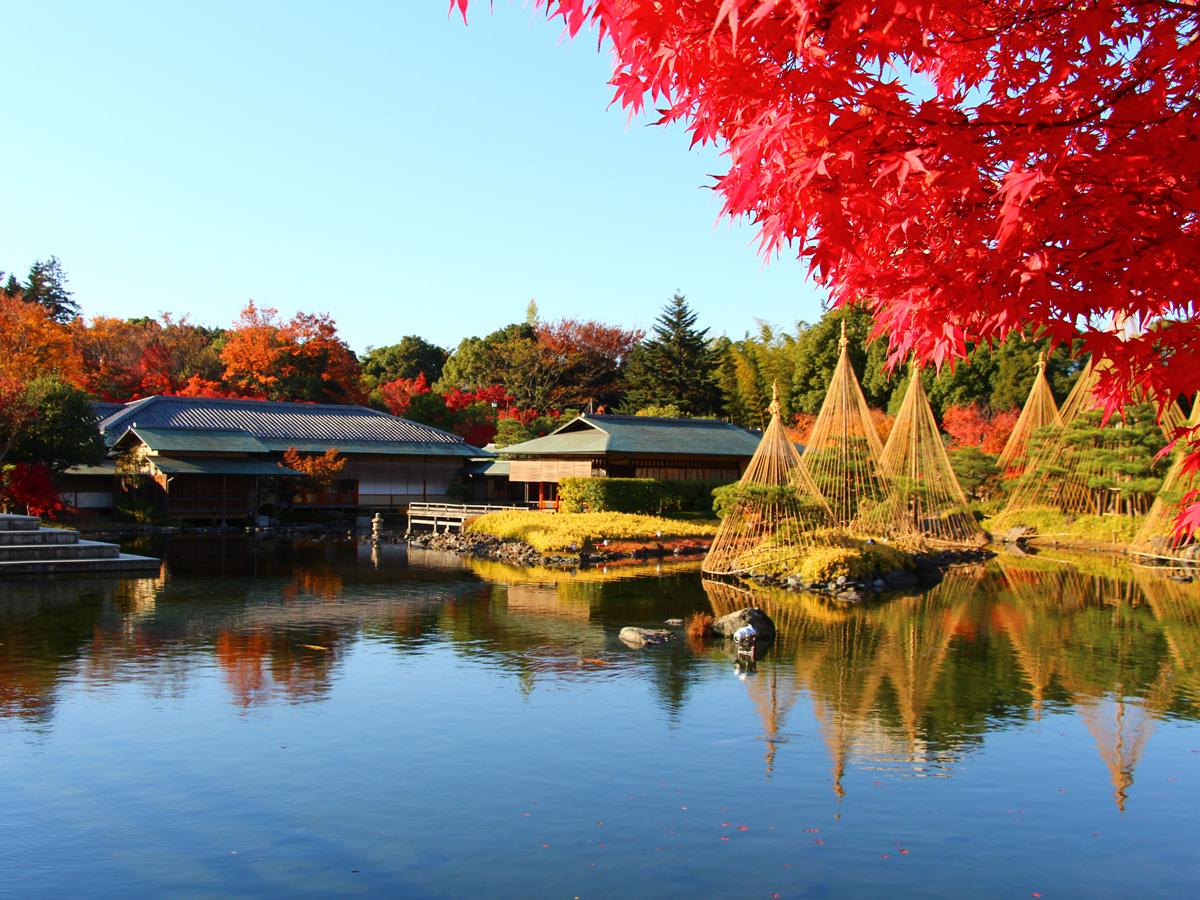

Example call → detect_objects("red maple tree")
456 0 1200 527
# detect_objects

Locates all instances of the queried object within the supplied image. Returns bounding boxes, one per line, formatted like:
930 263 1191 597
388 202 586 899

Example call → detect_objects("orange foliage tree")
221 302 365 404
72 314 226 401
281 447 346 493
0 294 80 384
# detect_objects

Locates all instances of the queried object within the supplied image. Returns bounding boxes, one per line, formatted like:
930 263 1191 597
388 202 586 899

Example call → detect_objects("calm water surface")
2 538 1199 898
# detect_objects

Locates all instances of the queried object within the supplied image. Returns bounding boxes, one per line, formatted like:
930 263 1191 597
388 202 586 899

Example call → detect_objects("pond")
2 538 1198 898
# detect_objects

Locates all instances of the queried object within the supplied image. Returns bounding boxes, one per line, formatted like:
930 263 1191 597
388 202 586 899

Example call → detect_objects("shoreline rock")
406 530 709 568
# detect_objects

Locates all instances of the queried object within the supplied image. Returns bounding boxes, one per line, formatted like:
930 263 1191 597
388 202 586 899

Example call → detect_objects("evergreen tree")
22 257 79 323
622 293 722 416
361 336 449 387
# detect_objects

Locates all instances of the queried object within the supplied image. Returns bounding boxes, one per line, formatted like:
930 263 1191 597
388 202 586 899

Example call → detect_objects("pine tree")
622 293 722 416
23 257 79 323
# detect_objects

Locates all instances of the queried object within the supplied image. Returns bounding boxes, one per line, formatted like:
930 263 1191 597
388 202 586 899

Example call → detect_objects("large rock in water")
619 627 674 648
710 608 776 640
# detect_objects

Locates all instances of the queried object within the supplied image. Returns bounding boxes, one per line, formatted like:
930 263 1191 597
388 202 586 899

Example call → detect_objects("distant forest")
1 256 1080 458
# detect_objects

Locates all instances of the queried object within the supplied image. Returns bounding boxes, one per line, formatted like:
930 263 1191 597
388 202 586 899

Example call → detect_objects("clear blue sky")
1 1 828 353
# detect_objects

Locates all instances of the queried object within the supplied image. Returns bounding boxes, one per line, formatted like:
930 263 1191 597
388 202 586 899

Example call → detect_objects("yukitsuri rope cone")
1131 399 1200 562
701 385 834 577
1001 358 1168 519
855 366 986 547
996 352 1061 474
800 321 891 528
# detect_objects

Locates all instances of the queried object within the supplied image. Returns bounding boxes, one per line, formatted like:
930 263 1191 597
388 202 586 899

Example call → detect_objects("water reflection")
1 540 1198 814
706 554 1200 809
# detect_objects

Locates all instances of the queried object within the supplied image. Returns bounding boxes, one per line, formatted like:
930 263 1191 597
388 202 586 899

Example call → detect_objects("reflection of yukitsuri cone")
1132 398 1200 561
1070 680 1172 812
1135 569 1200 698
703 384 833 576
873 574 973 753
745 660 802 779
992 601 1061 719
997 352 1061 474
860 366 984 547
807 613 886 798
801 322 891 528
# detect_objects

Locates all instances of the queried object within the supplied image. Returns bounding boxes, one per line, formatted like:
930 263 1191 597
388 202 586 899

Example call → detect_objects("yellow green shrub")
466 511 717 553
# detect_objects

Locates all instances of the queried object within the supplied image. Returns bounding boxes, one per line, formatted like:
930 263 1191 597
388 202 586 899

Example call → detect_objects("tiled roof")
498 413 760 458
96 395 482 457
91 402 126 421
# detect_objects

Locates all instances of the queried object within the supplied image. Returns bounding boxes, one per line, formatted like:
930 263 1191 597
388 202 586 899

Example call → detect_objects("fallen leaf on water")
737 826 750 831
300 644 328 651
814 838 824 845
581 658 610 666
720 836 730 842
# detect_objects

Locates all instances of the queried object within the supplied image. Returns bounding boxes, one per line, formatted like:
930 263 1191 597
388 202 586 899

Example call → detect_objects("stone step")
0 553 161 577
0 514 41 531
0 529 80 546
0 540 121 562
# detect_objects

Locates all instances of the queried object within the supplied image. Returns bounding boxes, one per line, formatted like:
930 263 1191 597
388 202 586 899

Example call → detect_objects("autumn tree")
221 302 365 404
282 447 346 493
457 0 1200 529
0 293 80 383
533 318 642 408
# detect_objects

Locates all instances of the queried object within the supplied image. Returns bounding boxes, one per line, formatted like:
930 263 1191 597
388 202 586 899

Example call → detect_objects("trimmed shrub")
558 477 728 515
466 510 717 553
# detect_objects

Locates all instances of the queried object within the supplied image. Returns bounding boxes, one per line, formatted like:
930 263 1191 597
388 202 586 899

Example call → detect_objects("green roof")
255 438 482 457
149 457 302 477
113 427 482 458
498 414 760 458
117 427 270 454
62 461 118 477
465 458 510 476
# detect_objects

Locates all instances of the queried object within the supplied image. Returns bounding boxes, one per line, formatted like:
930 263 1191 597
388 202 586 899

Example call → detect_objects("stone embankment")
406 530 708 567
406 530 543 566
747 547 994 603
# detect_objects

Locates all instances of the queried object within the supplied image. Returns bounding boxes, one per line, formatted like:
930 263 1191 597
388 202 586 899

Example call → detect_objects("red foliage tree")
379 372 432 416
456 0 1200 526
942 405 991 449
1 463 67 518
534 318 643 408
981 409 1020 456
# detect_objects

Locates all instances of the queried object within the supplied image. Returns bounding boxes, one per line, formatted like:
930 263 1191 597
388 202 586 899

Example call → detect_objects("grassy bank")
983 506 1143 547
466 511 717 554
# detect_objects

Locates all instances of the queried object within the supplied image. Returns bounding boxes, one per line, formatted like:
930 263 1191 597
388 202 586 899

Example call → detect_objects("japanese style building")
474 413 761 507
62 395 486 521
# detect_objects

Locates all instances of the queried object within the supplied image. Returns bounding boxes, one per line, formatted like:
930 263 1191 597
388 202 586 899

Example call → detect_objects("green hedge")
558 477 728 515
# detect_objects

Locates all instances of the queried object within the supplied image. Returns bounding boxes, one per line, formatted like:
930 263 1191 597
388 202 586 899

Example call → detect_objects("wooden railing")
406 502 541 533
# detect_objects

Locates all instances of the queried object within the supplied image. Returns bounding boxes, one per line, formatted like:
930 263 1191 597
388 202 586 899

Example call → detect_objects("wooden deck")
405 502 537 533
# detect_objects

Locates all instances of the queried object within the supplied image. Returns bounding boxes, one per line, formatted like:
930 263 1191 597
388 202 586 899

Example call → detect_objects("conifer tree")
22 257 79 323
622 293 721 417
